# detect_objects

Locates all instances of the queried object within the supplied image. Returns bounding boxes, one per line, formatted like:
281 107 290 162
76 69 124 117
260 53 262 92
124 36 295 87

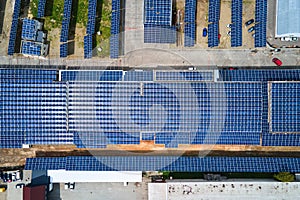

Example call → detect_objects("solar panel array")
60 0 72 42
21 19 37 41
84 35 93 59
60 43 68 58
155 71 214 82
0 69 74 148
21 41 42 56
270 82 300 133
8 0 21 55
144 0 172 25
123 71 153 81
208 0 220 23
231 0 243 47
208 23 219 47
25 156 300 172
219 69 300 147
184 0 196 47
254 0 267 47
110 0 120 58
61 70 123 81
86 0 97 35
37 0 47 18
144 24 177 44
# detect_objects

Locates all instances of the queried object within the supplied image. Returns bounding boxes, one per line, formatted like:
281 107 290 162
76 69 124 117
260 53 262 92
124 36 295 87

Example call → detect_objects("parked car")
272 58 282 66
248 26 255 33
245 19 254 26
252 33 255 38
292 37 298 41
218 33 221 40
281 37 293 41
226 24 232 28
7 174 12 183
202 28 207 37
227 31 231 36
15 183 25 189
69 182 75 190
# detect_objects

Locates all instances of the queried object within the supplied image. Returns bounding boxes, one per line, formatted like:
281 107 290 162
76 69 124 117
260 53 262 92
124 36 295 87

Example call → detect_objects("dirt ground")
0 0 13 56
2 142 300 168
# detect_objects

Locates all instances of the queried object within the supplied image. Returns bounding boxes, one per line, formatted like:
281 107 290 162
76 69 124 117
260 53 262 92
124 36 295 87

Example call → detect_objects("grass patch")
95 0 111 57
77 0 88 26
30 0 38 17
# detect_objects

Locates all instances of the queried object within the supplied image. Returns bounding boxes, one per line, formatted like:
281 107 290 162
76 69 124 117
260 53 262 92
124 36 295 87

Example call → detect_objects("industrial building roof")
276 0 300 37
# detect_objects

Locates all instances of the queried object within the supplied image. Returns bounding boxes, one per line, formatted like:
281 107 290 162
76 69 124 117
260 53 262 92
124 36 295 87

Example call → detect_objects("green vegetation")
31 0 38 17
274 172 295 182
77 0 89 26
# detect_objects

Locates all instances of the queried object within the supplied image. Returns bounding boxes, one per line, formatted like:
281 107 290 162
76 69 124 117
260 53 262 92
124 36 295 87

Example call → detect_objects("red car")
272 58 282 66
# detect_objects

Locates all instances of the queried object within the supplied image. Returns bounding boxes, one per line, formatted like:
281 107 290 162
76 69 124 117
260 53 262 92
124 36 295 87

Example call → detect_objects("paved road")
1 47 299 68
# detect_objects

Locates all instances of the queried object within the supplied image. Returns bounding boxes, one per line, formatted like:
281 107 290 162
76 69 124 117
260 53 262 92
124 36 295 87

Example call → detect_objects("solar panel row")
60 43 68 58
84 35 93 59
208 0 220 23
25 156 300 172
155 71 214 81
61 70 123 81
37 0 47 18
60 0 72 42
231 0 243 47
144 24 177 44
184 23 196 47
183 0 196 47
8 0 21 55
86 0 97 35
208 23 219 47
110 0 121 58
254 0 267 47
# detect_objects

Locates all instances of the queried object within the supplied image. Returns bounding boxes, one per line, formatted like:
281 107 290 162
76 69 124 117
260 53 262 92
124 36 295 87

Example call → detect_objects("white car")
281 37 293 41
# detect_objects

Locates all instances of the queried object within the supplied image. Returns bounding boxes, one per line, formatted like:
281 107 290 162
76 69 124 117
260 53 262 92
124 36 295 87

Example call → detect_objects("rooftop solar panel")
25 156 300 172
144 0 172 25
84 35 93 59
21 41 42 56
208 23 219 47
8 0 21 55
144 24 177 44
60 43 68 58
37 0 47 18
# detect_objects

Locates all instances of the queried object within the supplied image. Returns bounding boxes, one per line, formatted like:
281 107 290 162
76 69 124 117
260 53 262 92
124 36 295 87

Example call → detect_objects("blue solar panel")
25 157 66 170
110 0 121 58
21 18 38 41
184 0 196 23
21 41 42 56
25 156 300 172
0 69 57 82
123 71 154 81
270 82 300 133
144 24 177 44
208 23 219 47
8 0 21 55
84 35 93 59
110 34 119 59
231 0 243 47
184 23 196 47
60 0 72 42
37 0 47 18
208 0 220 23
254 0 267 47
144 0 172 25
155 71 214 81
61 70 123 81
86 0 97 35
60 20 70 42
60 43 68 58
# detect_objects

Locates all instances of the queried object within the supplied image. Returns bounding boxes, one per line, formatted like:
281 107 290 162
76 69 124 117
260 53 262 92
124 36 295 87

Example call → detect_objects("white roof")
276 0 300 37
48 170 142 183
149 180 300 200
